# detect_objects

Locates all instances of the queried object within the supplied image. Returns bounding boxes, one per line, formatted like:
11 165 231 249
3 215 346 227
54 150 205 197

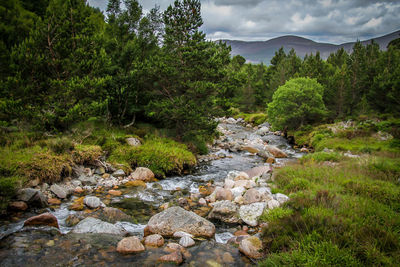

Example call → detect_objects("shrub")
72 145 102 165
46 137 75 154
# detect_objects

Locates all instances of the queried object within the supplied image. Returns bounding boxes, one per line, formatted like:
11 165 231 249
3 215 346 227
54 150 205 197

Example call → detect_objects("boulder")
226 118 236 124
117 236 145 253
274 193 289 204
266 145 287 158
226 171 241 180
234 180 255 189
84 196 104 209
78 175 97 185
72 217 126 235
50 184 68 199
241 146 259 154
266 157 275 164
112 169 126 177
243 189 263 204
144 234 164 247
23 212 59 229
130 167 155 182
239 202 266 226
231 186 246 198
9 201 28 211
173 231 193 238
208 200 240 224
17 188 47 207
224 178 235 189
239 236 264 259
245 166 272 179
267 199 280 209
90 207 132 223
234 172 250 181
256 126 269 136
179 236 195 247
158 251 183 265
234 196 244 205
126 137 141 147
146 206 215 238
215 187 233 201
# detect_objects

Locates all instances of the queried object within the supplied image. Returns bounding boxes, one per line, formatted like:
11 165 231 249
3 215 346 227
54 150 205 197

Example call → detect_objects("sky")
87 0 400 44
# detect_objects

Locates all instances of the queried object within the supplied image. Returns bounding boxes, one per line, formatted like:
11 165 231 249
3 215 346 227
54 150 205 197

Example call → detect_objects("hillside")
222 30 400 64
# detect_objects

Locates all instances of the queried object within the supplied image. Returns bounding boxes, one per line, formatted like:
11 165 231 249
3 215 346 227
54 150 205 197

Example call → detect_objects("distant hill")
221 30 400 64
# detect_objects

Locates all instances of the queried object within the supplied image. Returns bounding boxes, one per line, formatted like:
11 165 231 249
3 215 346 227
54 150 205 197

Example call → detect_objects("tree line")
1 0 399 139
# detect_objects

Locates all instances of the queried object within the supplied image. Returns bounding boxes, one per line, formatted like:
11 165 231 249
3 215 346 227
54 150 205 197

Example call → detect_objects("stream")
0 120 304 266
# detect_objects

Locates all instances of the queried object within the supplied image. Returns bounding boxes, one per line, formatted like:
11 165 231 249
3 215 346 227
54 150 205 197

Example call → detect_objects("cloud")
87 0 400 44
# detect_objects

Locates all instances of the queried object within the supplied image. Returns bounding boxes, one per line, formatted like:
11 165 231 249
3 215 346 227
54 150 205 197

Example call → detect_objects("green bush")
301 152 344 163
46 137 75 154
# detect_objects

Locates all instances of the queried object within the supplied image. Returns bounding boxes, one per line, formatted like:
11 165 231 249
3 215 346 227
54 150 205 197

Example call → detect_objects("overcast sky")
87 0 400 44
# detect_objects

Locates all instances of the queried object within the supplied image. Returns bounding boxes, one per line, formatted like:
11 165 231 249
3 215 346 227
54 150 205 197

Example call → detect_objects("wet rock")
158 251 183 264
245 165 272 179
84 196 104 209
267 199 280 209
117 236 145 253
112 169 125 177
95 167 105 175
256 126 270 136
231 186 245 198
241 146 259 154
215 187 233 201
266 145 287 158
234 172 250 181
226 170 241 180
234 180 255 189
124 180 147 187
146 206 215 238
198 198 207 206
72 217 126 235
17 188 47 207
24 212 59 229
66 214 82 227
224 178 235 189
144 234 164 247
239 202 266 226
179 236 195 247
266 157 275 164
48 198 61 205
9 201 28 211
78 174 97 185
274 193 289 204
300 147 309 153
208 200 240 224
239 236 264 259
90 207 132 223
222 252 235 263
50 184 67 199
129 167 154 182
108 190 122 196
69 196 84 211
126 137 141 147
226 117 236 124
173 231 194 238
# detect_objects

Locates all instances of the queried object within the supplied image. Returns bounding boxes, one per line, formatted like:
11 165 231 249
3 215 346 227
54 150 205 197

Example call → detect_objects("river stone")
9 201 28 211
198 198 207 206
72 217 125 235
112 169 125 177
267 199 280 209
226 118 236 124
243 188 264 204
130 167 155 182
239 236 264 259
239 202 266 226
89 207 132 223
126 137 141 147
215 187 233 201
245 166 272 179
227 171 241 180
173 231 194 238
84 196 104 209
234 180 255 189
146 206 215 238
50 184 67 199
78 174 97 185
158 251 183 264
224 178 235 189
266 145 287 158
234 196 244 205
274 193 290 204
17 188 47 207
23 212 59 229
94 167 105 175
234 172 250 181
241 146 259 154
179 236 195 247
256 126 269 136
144 234 164 247
208 200 240 224
231 186 246 198
117 236 145 253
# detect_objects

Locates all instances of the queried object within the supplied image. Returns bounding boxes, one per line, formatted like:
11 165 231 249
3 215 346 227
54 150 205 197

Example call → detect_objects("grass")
259 152 400 266
234 112 268 125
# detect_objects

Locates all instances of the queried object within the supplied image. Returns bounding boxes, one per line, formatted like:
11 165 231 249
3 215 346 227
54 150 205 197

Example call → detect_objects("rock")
160 203 169 210
267 199 280 209
266 145 287 158
144 234 164 247
234 172 250 181
300 147 309 153
234 196 244 205
129 167 155 182
48 198 61 205
74 186 84 194
266 157 275 164
94 167 105 175
224 178 235 189
231 186 246 198
146 206 215 238
243 188 264 204
50 184 68 199
27 178 40 187
90 207 132 223
256 150 273 159
274 193 289 204
256 126 269 136
69 196 84 211
158 251 183 264
17 188 47 207
71 179 81 187
112 169 125 177
215 187 233 201
78 175 97 185
124 180 147 187
126 137 141 146
117 236 145 253
9 201 28 211
103 173 110 179
222 252 235 263
72 217 126 235
239 236 263 259
226 118 236 124
66 214 82 227
198 198 207 206
108 190 122 196
208 200 240 224
234 180 255 189
173 231 194 238
226 171 241 180
241 146 259 154
24 212 59 229
84 196 104 209
245 166 272 179
239 202 266 226
179 236 195 247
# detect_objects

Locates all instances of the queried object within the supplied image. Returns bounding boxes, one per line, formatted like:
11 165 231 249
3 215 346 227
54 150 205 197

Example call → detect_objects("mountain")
221 30 400 64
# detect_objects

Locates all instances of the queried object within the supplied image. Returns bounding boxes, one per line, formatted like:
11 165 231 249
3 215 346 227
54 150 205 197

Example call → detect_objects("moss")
234 112 268 125
72 144 102 165
300 151 344 163
259 207 293 223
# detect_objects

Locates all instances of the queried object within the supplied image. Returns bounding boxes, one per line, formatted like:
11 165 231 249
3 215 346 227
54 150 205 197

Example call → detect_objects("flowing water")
0 122 304 266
